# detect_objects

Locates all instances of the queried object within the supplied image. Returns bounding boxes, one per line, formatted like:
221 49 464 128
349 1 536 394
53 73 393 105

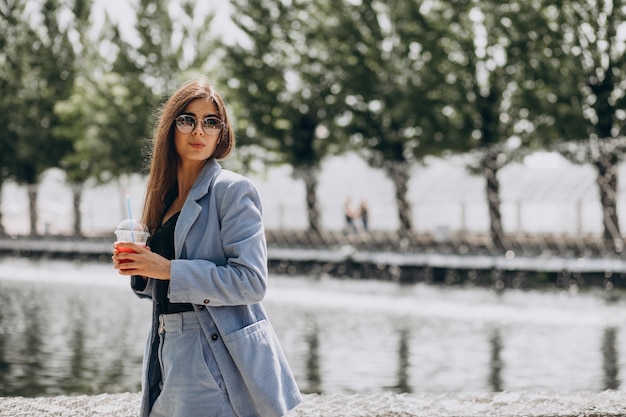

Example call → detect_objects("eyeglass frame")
174 114 224 135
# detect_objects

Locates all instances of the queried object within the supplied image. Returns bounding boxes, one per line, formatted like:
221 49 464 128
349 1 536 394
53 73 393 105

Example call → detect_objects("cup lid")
116 219 149 232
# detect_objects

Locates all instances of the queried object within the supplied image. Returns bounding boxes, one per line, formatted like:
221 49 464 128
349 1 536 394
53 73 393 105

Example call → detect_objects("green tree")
56 75 121 235
2 0 76 235
54 7 154 236
334 0 473 237
436 0 570 250
0 0 27 234
57 0 218 236
548 0 626 252
52 0 98 236
225 0 350 234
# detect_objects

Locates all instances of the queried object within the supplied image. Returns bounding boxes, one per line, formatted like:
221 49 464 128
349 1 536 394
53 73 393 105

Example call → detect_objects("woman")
112 76 302 417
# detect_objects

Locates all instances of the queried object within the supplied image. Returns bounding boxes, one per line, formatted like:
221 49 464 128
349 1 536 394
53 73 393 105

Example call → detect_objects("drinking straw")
126 194 136 242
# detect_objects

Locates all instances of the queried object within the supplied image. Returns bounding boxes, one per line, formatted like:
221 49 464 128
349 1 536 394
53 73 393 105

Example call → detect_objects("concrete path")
2 391 626 417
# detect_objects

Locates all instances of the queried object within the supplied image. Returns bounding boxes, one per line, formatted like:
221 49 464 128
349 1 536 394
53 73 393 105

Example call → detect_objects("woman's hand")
112 242 171 280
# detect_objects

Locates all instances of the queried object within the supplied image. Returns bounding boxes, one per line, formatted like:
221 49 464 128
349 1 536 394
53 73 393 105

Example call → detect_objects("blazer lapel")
174 158 222 258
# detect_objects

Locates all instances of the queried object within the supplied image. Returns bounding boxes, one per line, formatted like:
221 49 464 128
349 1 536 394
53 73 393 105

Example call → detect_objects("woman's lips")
189 141 205 149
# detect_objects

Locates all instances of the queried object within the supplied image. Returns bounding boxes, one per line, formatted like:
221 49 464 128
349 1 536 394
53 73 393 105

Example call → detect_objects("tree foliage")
2 0 626 244
547 0 626 250
52 1 219 234
435 0 584 248
0 0 77 234
224 0 353 232
326 0 475 233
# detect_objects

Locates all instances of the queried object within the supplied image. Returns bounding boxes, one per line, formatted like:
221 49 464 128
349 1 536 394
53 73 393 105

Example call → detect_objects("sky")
92 0 238 46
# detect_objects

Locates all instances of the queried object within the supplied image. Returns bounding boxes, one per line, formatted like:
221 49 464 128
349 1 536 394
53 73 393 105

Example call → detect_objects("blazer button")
211 334 219 341
203 299 210 304
197 305 204 310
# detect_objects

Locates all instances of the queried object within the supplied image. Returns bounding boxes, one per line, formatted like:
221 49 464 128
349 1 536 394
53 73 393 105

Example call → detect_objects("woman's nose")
192 122 204 135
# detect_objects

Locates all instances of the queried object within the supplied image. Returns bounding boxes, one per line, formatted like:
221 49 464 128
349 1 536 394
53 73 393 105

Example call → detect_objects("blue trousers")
149 311 238 417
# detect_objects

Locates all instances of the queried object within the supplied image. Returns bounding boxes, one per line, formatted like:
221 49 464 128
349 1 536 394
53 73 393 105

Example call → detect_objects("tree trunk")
72 183 83 237
297 166 321 234
28 183 38 236
483 151 506 251
594 151 622 253
385 162 413 237
0 179 4 235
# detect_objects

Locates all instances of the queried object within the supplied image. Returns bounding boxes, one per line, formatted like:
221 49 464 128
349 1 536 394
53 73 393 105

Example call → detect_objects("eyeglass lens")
175 115 222 134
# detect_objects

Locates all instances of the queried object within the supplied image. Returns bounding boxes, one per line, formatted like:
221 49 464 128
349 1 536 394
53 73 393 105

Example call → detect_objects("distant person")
344 198 358 234
359 199 369 232
112 77 302 417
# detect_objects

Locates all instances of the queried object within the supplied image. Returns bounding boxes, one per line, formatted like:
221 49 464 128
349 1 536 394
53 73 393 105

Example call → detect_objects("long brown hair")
142 76 236 232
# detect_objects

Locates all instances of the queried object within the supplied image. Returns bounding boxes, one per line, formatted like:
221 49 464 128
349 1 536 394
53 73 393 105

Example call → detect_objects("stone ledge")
1 391 626 417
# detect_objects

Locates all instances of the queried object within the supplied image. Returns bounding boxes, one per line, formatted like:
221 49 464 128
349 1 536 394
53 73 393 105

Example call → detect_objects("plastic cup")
115 219 150 263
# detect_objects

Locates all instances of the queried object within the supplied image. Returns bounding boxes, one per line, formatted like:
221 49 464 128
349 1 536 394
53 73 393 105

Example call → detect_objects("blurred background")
2 0 626 401
1 0 626 253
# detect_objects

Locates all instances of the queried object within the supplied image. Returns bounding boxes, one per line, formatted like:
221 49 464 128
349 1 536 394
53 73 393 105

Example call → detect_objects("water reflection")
304 321 322 394
0 266 149 397
1 257 626 397
394 327 411 394
21 302 46 397
488 328 503 392
65 302 87 392
602 327 619 390
0 290 11 391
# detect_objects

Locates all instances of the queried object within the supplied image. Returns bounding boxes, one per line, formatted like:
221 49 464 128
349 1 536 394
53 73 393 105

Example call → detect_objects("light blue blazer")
133 158 302 417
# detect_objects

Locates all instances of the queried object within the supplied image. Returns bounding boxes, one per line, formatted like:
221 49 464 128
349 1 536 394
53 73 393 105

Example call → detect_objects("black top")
150 211 195 314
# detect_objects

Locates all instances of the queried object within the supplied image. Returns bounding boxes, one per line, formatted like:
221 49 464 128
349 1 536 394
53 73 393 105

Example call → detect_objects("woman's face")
174 98 221 165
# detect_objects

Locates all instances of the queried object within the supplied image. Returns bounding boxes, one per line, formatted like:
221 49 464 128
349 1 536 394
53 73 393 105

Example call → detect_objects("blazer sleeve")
131 275 154 299
168 175 268 307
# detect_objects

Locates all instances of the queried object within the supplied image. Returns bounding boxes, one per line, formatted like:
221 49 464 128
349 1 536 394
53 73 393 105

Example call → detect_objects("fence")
3 151 626 259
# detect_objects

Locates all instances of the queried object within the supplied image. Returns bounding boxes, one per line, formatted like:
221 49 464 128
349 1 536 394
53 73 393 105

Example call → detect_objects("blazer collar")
174 158 222 258
189 158 222 201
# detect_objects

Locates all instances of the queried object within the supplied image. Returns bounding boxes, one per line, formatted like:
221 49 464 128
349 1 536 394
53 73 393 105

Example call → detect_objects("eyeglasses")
174 115 223 135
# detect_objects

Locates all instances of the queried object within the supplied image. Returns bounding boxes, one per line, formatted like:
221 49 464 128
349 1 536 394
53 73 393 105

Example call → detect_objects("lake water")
1 256 625 397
